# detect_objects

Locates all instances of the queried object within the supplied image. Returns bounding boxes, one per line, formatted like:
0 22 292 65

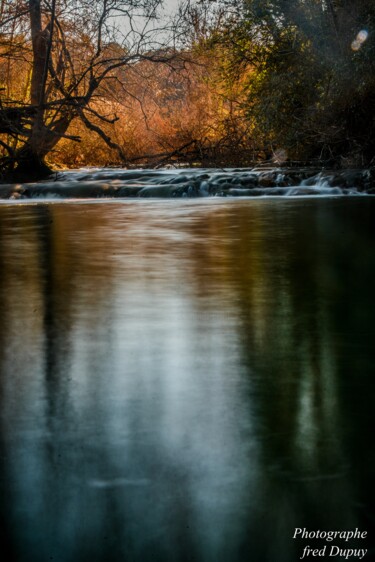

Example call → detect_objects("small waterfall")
1 167 374 200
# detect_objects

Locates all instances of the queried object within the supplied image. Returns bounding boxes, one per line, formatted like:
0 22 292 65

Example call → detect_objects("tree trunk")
13 147 53 179
14 113 72 179
29 0 46 107
12 0 57 179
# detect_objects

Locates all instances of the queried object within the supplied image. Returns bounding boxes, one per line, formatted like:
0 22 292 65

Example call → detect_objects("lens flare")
351 29 369 51
272 148 288 164
358 30 369 42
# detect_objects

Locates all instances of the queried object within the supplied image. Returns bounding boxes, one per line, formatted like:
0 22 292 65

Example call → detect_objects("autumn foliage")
1 0 375 175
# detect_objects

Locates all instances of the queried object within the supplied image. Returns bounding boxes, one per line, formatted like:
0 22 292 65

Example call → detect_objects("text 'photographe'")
293 528 368 560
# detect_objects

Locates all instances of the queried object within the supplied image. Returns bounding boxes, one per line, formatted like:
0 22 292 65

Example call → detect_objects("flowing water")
1 166 374 199
0 171 375 562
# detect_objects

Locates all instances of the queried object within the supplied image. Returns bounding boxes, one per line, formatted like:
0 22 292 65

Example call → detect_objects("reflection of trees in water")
0 204 256 561
0 205 120 561
0 201 374 561
157 201 375 557
188 202 375 551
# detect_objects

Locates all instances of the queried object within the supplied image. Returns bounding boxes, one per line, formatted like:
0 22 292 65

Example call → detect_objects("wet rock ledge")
1 167 375 200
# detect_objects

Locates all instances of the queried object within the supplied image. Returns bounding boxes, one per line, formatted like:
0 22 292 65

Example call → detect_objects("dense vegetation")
1 0 374 179
212 0 375 166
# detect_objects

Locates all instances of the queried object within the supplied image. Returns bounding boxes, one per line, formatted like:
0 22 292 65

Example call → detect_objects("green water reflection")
0 199 374 562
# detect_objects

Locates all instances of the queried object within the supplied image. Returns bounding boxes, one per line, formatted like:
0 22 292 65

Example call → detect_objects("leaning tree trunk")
13 0 61 179
14 116 72 178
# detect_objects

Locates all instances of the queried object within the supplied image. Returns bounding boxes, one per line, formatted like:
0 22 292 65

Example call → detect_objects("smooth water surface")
0 198 374 562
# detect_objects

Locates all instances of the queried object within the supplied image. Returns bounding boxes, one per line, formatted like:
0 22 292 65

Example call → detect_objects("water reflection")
0 199 374 561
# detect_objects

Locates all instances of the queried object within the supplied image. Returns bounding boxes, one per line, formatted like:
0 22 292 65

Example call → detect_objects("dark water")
0 198 374 562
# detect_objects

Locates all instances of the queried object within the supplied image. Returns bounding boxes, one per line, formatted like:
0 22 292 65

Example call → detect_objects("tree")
246 0 375 163
195 0 375 164
0 0 175 179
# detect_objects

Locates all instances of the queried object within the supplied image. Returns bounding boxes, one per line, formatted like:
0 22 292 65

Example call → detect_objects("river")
0 177 374 561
